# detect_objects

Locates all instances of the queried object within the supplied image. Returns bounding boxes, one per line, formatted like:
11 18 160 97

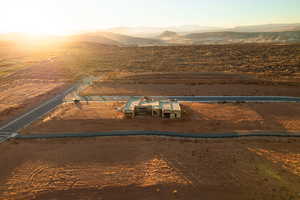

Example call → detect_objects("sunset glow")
0 0 94 35
0 0 299 35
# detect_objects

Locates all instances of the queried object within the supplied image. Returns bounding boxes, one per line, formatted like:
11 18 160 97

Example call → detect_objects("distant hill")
183 31 300 44
69 32 163 46
0 32 164 47
107 25 222 37
69 33 120 46
227 23 300 32
107 23 300 37
97 32 162 46
159 31 178 38
72 29 300 45
2 27 300 46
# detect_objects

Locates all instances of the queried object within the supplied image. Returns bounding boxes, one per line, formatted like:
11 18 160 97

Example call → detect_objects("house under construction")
123 97 181 119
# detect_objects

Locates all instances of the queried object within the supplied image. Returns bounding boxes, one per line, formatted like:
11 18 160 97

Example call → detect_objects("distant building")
123 97 181 119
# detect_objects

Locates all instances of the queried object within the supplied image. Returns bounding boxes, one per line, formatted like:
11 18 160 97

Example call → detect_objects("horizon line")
0 22 299 37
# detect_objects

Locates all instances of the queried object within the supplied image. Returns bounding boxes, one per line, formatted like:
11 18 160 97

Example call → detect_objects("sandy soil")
0 137 299 200
22 102 300 134
83 82 300 97
82 72 300 97
0 60 70 124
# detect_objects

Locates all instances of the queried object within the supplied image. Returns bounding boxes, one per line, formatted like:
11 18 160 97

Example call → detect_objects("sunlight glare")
1 0 90 35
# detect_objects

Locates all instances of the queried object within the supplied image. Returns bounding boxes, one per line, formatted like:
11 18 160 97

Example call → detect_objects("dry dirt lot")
0 137 299 200
22 102 300 134
82 72 300 97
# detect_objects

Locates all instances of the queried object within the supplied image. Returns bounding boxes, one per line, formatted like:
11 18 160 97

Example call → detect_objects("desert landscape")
1 40 300 200
1 10 300 199
1 42 299 126
0 42 74 125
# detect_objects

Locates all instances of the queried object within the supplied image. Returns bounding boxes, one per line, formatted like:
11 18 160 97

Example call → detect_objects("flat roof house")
123 97 181 119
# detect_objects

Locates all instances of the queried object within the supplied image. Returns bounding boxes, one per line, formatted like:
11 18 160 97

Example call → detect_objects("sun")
11 12 72 36
1 1 114 36
1 0 75 36
19 25 71 36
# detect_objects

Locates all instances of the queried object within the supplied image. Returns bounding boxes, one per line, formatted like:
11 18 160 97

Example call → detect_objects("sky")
0 0 299 35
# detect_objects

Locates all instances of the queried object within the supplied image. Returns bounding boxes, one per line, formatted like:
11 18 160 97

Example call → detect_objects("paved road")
0 132 18 143
0 76 98 140
66 95 300 103
0 84 78 133
0 135 9 143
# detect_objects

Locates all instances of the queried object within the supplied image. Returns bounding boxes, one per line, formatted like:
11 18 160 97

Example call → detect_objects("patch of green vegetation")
257 162 299 199
258 163 283 182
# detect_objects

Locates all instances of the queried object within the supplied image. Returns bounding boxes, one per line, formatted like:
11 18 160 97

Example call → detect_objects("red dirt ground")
0 137 299 200
22 102 300 134
82 72 300 97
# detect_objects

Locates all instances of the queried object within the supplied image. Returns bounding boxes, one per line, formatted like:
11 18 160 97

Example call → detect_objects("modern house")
123 97 181 119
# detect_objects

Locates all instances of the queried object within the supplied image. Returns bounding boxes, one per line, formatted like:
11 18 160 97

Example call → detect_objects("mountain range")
159 30 300 45
1 23 300 46
227 23 300 32
107 25 222 37
107 23 300 37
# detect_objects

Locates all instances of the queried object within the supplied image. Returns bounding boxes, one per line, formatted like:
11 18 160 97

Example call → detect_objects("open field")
2 42 300 79
4 42 298 80
2 42 299 125
22 102 300 134
82 72 300 97
56 43 300 78
0 137 299 200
